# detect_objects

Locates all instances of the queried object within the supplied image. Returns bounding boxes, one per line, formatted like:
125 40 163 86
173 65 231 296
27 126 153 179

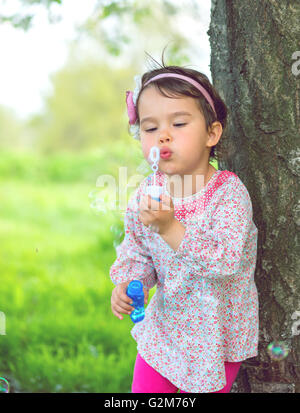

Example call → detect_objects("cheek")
141 139 152 161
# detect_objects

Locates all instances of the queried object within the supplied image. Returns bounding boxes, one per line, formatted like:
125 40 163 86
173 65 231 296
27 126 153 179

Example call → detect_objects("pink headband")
126 73 217 125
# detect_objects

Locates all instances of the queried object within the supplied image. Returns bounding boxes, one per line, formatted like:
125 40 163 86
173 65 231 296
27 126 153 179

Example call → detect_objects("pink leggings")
131 353 241 393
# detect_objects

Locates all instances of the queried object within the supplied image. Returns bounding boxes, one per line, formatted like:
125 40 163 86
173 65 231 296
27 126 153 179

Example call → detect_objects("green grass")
0 147 218 393
0 146 148 393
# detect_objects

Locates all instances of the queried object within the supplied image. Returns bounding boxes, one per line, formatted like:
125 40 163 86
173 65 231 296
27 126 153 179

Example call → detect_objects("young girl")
109 58 259 393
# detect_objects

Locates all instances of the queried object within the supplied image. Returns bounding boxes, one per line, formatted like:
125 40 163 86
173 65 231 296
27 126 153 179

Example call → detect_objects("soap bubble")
0 377 9 393
54 383 63 392
110 224 123 238
89 189 116 214
110 224 124 248
88 189 99 200
267 341 289 361
89 189 107 212
136 160 151 175
89 345 99 358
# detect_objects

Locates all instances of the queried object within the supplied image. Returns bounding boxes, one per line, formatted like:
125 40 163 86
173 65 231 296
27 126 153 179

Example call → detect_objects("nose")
158 133 172 144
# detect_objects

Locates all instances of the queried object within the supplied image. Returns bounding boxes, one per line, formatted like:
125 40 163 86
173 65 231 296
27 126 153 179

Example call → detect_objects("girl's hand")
139 194 175 235
111 280 149 320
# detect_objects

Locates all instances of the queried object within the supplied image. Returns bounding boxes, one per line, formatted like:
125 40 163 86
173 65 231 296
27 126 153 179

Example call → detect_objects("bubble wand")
146 146 163 202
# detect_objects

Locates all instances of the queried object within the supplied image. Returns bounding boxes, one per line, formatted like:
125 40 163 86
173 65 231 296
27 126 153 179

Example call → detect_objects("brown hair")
134 49 229 163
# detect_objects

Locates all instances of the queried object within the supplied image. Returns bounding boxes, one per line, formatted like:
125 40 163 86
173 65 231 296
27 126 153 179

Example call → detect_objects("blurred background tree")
28 63 133 153
0 105 25 150
0 0 63 30
1 0 205 154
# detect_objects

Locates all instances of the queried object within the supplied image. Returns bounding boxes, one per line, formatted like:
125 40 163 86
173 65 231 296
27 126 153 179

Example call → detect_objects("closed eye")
145 123 187 133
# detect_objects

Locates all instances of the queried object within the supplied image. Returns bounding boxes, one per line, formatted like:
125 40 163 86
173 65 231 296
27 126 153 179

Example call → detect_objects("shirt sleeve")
173 176 256 279
109 188 158 289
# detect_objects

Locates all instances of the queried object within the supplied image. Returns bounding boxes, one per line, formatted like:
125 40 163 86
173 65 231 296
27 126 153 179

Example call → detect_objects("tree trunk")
208 0 300 393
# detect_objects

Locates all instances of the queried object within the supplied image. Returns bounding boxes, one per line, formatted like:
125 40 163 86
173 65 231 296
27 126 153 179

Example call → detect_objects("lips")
160 147 173 159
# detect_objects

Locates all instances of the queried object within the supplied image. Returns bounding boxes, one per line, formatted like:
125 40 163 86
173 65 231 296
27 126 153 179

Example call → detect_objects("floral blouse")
110 169 259 393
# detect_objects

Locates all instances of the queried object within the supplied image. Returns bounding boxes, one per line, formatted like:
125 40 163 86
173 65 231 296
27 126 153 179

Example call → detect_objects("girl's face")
138 85 221 178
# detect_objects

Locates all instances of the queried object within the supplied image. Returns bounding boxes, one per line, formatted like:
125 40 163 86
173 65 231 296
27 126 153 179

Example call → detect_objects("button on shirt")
110 169 259 393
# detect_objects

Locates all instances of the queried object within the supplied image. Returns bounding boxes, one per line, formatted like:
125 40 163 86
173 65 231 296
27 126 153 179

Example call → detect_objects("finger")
143 194 153 210
120 291 134 305
114 294 134 311
162 193 171 202
113 302 133 315
138 215 149 227
114 284 132 302
111 308 124 320
140 203 150 213
148 195 161 211
160 194 172 210
138 214 150 228
140 196 150 210
119 300 135 312
116 301 134 313
143 289 149 304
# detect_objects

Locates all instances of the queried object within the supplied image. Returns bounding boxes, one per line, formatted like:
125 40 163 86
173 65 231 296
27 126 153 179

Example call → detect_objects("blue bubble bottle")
126 280 145 323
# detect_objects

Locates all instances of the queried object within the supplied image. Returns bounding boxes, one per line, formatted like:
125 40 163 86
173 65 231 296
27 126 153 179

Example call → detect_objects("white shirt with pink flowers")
110 169 259 393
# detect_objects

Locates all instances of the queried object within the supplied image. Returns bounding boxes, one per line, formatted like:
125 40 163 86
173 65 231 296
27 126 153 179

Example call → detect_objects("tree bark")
208 0 300 393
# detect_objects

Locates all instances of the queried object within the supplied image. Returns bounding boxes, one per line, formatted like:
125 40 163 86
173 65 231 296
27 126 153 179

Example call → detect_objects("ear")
207 121 223 147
